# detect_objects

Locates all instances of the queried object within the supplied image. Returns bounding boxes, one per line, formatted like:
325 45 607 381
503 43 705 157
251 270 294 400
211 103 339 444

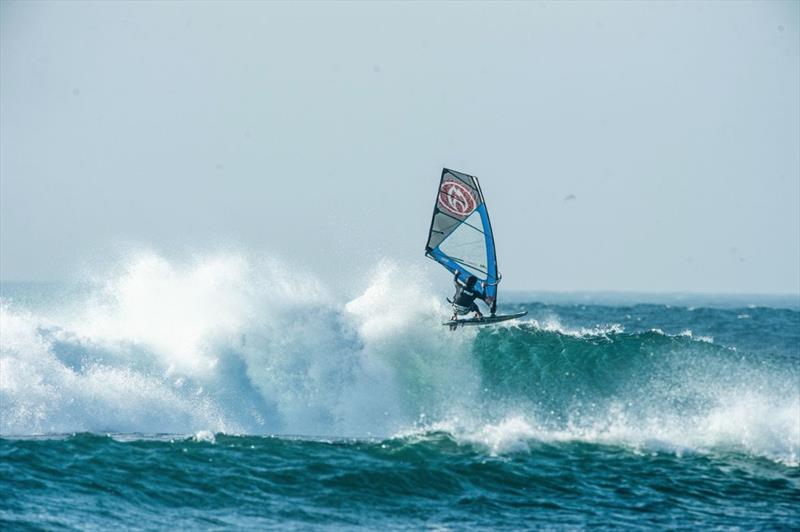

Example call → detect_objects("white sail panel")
438 211 488 277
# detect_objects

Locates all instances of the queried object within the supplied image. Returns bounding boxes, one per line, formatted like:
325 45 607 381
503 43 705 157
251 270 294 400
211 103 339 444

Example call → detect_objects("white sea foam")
193 430 216 444
0 251 473 438
402 394 800 466
678 329 714 343
519 316 625 337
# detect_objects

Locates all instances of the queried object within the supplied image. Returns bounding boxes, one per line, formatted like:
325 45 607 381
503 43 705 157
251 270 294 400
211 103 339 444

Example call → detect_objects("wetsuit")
452 272 482 316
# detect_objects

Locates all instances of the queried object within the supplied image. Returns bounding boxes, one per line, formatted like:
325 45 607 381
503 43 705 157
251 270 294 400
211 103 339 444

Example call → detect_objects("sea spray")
0 252 480 437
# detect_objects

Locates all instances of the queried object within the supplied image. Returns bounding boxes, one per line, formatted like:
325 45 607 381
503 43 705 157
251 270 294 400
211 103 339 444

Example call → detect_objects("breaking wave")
1 251 798 466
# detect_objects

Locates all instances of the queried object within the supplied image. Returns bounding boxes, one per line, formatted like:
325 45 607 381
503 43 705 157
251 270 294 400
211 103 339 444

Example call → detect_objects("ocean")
1 255 798 529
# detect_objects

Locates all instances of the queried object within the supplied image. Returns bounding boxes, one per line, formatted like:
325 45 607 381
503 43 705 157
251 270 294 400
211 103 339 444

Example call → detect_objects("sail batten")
425 168 499 306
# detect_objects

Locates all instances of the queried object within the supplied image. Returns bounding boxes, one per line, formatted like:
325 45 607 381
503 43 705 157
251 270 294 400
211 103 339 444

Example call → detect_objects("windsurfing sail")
425 168 500 311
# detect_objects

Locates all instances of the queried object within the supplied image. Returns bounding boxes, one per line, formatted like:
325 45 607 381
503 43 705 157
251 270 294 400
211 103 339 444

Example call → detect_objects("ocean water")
1 253 798 529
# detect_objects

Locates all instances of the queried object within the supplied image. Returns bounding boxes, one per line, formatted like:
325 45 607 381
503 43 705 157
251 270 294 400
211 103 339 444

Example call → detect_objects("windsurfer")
451 270 484 321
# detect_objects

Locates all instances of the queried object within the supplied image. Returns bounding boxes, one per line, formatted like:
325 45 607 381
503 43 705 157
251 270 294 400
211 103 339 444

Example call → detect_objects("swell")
2 433 798 530
474 324 766 416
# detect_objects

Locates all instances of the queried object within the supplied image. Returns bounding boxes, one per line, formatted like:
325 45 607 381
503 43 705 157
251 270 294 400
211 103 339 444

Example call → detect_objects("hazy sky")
1 1 798 294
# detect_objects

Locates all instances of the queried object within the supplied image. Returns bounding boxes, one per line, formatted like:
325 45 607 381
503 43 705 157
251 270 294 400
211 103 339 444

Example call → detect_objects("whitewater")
1 251 799 529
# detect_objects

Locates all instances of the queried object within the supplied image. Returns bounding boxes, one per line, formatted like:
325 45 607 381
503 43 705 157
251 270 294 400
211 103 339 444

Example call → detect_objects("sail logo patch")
438 181 476 217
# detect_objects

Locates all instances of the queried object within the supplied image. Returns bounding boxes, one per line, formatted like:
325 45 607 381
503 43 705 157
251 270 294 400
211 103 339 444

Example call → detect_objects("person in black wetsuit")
451 270 484 321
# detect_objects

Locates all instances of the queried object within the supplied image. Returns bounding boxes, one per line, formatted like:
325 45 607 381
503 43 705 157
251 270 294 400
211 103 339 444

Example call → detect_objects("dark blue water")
1 274 798 529
2 433 797 530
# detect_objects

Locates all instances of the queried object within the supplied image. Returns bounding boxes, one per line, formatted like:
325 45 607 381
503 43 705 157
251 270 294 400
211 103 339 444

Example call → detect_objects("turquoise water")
1 265 798 529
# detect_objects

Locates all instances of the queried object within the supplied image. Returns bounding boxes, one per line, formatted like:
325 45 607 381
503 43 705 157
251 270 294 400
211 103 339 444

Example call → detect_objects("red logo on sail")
438 181 477 217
